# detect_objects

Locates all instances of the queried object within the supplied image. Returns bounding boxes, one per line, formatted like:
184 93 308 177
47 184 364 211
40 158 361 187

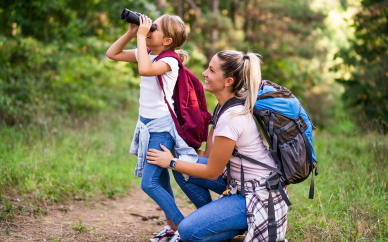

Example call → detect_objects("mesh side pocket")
278 133 307 181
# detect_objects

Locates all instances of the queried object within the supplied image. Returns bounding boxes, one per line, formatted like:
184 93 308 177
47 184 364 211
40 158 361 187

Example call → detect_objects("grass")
287 130 388 241
72 219 90 232
1 104 387 240
0 103 140 202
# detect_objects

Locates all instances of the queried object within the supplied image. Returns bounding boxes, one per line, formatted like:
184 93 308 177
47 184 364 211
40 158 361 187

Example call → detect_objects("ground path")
0 187 245 242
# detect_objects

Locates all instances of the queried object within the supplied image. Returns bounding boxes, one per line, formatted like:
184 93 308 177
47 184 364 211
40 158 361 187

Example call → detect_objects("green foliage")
0 35 141 125
333 0 388 126
241 0 327 97
0 0 155 125
175 0 327 98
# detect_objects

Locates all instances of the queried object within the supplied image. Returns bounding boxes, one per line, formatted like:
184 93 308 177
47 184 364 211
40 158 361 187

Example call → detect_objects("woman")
146 50 288 242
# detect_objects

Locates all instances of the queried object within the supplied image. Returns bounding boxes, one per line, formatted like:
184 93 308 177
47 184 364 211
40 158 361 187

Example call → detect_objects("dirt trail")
0 187 245 242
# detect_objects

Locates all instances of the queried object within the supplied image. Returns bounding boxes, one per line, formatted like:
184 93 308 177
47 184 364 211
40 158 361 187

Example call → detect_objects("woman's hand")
146 144 174 168
137 15 152 39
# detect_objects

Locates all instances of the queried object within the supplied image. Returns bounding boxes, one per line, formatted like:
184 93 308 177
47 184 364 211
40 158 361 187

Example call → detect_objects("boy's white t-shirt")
213 105 276 181
135 49 179 119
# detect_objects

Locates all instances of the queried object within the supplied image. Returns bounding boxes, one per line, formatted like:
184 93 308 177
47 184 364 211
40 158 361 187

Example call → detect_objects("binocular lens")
120 9 156 32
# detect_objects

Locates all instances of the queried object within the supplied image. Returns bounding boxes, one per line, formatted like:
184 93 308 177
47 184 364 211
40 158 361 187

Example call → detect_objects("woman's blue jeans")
140 116 184 225
173 157 248 242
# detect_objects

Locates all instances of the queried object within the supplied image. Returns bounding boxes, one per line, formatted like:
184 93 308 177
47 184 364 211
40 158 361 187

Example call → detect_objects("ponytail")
217 50 262 116
175 49 189 62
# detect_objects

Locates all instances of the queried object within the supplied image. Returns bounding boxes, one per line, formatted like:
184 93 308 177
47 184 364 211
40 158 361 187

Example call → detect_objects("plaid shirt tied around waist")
221 172 288 242
130 114 198 180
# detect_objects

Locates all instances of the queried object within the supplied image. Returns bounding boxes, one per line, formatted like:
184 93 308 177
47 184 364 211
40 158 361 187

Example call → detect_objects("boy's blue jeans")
173 157 248 242
140 116 184 225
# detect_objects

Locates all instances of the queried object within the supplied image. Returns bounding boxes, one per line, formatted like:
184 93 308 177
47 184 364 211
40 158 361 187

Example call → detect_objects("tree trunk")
208 0 219 61
177 0 183 18
243 0 250 41
230 0 239 28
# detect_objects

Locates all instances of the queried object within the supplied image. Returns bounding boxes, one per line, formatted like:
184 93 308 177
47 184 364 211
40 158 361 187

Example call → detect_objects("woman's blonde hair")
217 50 262 115
158 14 188 62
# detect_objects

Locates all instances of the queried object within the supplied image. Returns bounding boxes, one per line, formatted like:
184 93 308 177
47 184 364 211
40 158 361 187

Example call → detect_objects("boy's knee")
140 179 154 194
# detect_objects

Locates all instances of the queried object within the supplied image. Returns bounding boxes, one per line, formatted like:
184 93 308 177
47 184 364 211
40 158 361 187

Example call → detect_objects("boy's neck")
148 46 169 56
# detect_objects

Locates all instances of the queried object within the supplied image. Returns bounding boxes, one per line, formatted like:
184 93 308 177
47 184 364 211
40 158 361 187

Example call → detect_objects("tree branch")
185 0 207 18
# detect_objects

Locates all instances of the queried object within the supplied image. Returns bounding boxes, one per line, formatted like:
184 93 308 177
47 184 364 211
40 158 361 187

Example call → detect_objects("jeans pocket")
149 132 174 150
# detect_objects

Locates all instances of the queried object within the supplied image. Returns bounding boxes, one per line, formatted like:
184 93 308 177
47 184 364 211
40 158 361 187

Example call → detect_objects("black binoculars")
120 9 157 32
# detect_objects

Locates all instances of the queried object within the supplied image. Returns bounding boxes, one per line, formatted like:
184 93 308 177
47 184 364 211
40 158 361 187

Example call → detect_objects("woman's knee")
178 218 196 241
172 170 184 182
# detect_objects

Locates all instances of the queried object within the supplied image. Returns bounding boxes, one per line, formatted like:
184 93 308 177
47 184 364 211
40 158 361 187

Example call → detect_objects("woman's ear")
225 77 234 87
163 37 173 46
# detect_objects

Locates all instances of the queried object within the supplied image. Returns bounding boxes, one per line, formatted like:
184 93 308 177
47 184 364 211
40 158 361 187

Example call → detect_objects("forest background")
0 0 387 241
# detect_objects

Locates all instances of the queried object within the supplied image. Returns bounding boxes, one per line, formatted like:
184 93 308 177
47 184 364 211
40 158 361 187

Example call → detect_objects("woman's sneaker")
150 225 175 242
169 231 181 242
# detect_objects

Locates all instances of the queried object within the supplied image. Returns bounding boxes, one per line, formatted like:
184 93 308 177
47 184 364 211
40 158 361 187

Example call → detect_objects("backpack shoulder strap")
154 49 182 67
209 97 245 129
148 49 185 138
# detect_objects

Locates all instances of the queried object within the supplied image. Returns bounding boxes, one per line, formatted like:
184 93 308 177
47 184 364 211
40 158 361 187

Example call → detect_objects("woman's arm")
146 135 235 180
106 23 138 62
196 127 214 158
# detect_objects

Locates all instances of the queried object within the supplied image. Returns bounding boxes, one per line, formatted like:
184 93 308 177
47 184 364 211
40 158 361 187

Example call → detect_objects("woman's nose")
202 70 207 76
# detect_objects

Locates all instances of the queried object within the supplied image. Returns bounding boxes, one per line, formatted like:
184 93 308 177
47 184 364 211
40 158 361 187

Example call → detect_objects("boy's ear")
163 37 173 46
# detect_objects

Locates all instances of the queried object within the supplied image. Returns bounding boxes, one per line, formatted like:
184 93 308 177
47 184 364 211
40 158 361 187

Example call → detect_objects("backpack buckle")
232 149 240 158
209 116 217 129
268 221 277 228
260 110 270 116
295 119 304 131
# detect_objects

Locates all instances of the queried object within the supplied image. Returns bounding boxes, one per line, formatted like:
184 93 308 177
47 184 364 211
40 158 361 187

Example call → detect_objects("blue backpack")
210 80 318 242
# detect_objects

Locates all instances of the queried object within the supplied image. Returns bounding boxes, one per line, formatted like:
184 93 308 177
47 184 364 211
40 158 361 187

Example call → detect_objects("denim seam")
190 177 227 187
181 179 210 206
150 166 184 225
187 177 226 195
148 134 184 226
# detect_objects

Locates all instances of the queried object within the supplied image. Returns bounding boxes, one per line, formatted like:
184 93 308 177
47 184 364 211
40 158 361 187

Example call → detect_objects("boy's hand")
128 23 139 35
137 15 152 39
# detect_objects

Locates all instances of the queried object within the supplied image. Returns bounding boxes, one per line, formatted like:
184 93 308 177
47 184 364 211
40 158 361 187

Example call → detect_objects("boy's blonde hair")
158 14 188 62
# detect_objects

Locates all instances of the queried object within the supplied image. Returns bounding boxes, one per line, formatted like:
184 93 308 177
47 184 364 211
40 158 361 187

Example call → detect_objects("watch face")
170 160 176 169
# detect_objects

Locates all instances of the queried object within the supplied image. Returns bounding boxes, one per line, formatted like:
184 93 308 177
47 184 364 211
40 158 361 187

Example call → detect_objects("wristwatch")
169 158 178 170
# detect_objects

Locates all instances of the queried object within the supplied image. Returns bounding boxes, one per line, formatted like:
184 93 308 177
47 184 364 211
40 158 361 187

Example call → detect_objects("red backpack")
152 49 211 150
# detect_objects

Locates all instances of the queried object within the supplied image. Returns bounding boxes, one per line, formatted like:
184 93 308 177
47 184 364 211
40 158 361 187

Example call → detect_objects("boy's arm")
136 15 172 76
106 24 138 62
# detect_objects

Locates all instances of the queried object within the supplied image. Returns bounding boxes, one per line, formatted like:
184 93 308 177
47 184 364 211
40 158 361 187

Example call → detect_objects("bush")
0 35 140 125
